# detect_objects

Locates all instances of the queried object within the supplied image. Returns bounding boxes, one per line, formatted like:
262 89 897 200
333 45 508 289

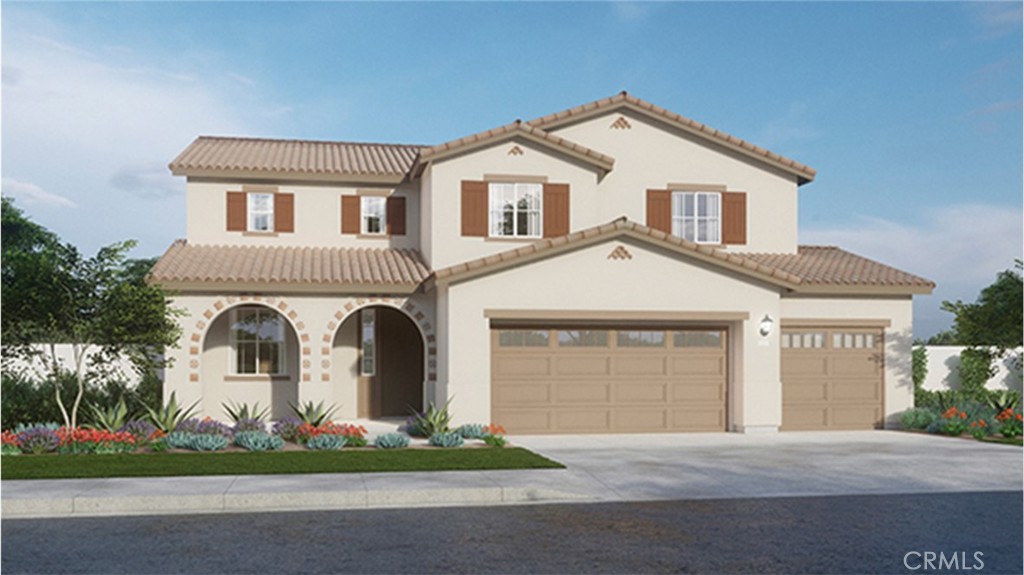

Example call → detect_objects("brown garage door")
491 326 727 434
781 328 884 430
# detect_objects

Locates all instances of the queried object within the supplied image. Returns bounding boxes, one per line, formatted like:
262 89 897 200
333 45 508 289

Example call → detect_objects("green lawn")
980 436 1024 447
0 448 564 480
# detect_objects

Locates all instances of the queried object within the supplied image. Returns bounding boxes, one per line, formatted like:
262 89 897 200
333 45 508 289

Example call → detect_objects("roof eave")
168 166 408 185
417 129 614 175
786 284 935 296
149 279 424 295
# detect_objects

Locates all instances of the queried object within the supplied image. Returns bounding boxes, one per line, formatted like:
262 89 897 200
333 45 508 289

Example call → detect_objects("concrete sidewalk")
3 431 1021 519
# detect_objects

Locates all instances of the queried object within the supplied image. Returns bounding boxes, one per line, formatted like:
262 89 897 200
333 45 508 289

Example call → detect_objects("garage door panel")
783 407 829 430
670 407 725 430
555 410 611 431
614 409 667 431
615 382 667 403
670 356 724 376
784 381 829 402
555 357 611 376
494 357 551 377
671 381 724 402
832 356 881 377
493 383 551 405
831 380 881 401
555 383 610 404
614 356 667 376
492 409 551 433
831 406 881 428
782 356 828 376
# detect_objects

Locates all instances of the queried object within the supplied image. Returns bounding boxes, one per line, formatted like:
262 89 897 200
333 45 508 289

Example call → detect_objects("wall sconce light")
758 314 775 337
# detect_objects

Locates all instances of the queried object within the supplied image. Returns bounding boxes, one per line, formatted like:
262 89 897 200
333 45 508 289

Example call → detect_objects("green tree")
941 261 1023 351
1 199 181 428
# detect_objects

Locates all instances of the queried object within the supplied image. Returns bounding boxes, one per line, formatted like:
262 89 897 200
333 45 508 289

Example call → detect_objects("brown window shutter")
387 196 406 236
721 191 747 245
341 195 361 234
226 192 246 232
646 189 671 234
274 193 294 233
461 180 488 237
542 183 570 237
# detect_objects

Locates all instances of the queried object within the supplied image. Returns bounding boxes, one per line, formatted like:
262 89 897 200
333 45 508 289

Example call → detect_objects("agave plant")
288 400 340 426
144 392 200 433
86 398 132 432
222 400 270 423
986 390 1021 413
408 399 453 438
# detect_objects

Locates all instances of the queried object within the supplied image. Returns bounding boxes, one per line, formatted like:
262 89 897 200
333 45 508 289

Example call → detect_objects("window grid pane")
674 331 723 348
361 310 376 375
489 183 542 238
248 193 274 232
231 308 285 375
498 330 550 347
558 330 609 347
671 191 721 243
616 330 665 347
361 197 387 235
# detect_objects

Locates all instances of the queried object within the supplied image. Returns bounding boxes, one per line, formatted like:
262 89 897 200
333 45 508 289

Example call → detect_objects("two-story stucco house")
152 92 934 434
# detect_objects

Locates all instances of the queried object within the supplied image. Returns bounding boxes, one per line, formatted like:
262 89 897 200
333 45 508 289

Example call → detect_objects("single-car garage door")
781 327 884 430
491 326 727 434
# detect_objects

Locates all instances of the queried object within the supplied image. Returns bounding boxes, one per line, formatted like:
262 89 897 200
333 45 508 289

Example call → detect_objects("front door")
358 307 424 418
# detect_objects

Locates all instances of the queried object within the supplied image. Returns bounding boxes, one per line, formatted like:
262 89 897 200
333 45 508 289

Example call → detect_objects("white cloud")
801 204 1024 338
970 2 1023 38
1 178 76 208
755 102 820 149
110 165 182 199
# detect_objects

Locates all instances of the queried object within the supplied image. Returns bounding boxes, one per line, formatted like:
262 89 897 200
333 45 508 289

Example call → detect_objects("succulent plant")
13 422 60 434
87 398 132 432
428 432 464 448
144 392 200 434
234 431 285 452
17 426 60 454
305 434 347 450
288 400 340 426
165 431 229 451
374 433 410 449
408 399 453 438
456 423 486 439
232 418 267 435
222 400 271 423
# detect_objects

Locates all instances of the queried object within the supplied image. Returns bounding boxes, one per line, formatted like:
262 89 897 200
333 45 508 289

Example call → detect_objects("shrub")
234 431 285 452
222 400 270 423
232 418 266 435
165 431 229 451
374 433 410 449
994 408 1023 438
958 348 997 402
17 426 60 454
912 346 936 408
305 434 347 450
456 423 487 439
144 392 200 434
271 417 302 442
288 400 339 426
408 399 453 438
118 419 159 444
86 397 132 432
900 408 937 430
969 419 990 440
2 430 21 455
294 422 367 446
57 428 136 454
939 407 969 436
481 423 508 448
428 432 464 448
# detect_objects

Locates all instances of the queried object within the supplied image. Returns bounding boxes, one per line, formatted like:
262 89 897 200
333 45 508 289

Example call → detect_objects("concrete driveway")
512 430 1024 501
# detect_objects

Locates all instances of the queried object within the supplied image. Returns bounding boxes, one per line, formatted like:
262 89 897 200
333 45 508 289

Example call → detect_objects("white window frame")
361 196 387 235
229 307 286 375
488 182 543 238
360 309 376 376
247 192 275 232
671 191 721 244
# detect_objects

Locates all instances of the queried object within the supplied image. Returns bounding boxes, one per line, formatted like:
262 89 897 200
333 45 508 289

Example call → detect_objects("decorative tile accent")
321 347 331 355
303 374 312 382
287 310 298 320
191 333 201 342
301 334 310 342
203 310 213 320
610 116 632 130
302 347 311 355
295 321 305 330
321 359 330 369
214 301 224 310
607 245 633 260
189 373 199 382
321 373 330 382
189 360 199 369
190 347 199 355
302 359 311 369
508 145 524 156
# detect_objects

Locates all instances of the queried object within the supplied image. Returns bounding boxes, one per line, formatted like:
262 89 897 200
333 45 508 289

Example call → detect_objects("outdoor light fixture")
758 314 775 337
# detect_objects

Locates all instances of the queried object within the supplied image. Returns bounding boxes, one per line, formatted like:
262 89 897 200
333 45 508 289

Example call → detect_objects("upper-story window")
489 182 542 238
361 196 387 235
248 193 275 232
671 191 720 244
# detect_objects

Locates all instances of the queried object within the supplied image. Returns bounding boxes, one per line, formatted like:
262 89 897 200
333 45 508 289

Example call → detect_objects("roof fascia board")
416 129 613 175
170 167 408 185
151 280 422 295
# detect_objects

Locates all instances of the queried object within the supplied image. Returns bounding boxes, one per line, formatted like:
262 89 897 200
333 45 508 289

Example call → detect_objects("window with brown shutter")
274 193 294 233
461 180 488 237
387 196 406 236
721 191 747 245
226 192 246 232
646 189 671 234
341 195 361 234
542 183 570 237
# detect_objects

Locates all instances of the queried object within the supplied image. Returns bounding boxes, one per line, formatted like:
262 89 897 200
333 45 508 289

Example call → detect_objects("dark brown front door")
368 307 423 417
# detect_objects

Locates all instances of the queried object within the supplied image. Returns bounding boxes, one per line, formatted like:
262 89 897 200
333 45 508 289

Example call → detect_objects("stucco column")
736 311 783 433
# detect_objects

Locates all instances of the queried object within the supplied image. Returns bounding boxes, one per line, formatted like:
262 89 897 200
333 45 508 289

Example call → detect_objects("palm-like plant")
145 391 200 433
288 400 339 426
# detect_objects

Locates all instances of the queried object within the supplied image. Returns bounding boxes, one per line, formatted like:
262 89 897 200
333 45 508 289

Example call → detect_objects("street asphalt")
2 430 1021 519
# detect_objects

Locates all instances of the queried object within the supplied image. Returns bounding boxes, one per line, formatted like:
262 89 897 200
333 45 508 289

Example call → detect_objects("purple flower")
195 419 233 439
118 420 157 442
232 418 266 434
271 417 302 441
17 427 60 454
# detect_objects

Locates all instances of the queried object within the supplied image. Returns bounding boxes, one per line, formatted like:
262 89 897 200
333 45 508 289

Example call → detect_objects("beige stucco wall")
163 291 436 422
548 109 801 254
185 180 420 250
425 138 602 270
780 295 915 428
437 237 785 431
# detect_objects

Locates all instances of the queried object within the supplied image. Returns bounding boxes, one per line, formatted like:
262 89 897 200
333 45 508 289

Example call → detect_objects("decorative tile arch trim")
187 294 313 384
320 296 436 384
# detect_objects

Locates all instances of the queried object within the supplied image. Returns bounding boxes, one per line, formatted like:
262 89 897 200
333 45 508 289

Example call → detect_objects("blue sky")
2 1 1021 338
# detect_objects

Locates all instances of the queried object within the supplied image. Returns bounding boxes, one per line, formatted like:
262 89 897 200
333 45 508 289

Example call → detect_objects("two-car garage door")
491 326 727 434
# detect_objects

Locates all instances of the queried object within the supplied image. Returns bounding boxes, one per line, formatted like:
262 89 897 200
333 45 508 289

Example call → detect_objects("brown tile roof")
169 136 423 179
432 218 932 294
149 240 431 289
743 246 935 290
418 120 615 172
528 92 817 184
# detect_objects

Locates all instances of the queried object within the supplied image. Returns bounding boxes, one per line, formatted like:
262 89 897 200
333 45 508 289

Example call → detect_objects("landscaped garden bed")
900 393 1023 446
1 397 563 479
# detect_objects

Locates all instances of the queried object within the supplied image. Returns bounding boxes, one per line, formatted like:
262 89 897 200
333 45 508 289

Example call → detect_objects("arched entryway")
201 304 300 420
332 305 424 418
